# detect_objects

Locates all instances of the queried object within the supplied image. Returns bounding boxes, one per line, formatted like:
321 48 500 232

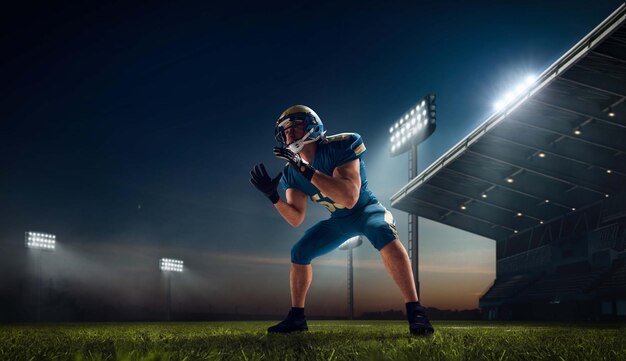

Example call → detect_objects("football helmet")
274 105 326 153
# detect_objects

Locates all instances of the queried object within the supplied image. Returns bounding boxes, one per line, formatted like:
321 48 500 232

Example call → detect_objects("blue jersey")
280 133 378 217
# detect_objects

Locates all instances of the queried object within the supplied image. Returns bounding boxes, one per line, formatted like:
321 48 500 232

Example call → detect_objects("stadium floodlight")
339 236 363 251
387 93 437 299
160 258 183 321
493 74 536 111
25 231 56 323
25 232 56 250
339 236 363 320
389 94 436 157
160 258 184 272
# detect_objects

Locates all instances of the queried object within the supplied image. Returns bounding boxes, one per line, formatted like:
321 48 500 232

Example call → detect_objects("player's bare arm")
309 159 360 209
274 188 307 227
272 148 360 209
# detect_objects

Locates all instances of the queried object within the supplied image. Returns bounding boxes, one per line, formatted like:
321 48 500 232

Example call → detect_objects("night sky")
1 1 623 317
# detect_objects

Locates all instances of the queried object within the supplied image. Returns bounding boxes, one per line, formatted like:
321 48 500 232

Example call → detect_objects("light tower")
159 258 183 321
25 231 56 322
338 235 363 320
388 94 437 298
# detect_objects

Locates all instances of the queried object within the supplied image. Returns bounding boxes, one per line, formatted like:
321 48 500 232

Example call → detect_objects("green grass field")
1 321 625 361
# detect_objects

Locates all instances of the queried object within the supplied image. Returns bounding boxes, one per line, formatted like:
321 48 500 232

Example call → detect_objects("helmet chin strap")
287 127 317 153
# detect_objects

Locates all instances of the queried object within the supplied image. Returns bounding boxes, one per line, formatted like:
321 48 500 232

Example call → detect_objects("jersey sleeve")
279 165 293 190
334 133 367 166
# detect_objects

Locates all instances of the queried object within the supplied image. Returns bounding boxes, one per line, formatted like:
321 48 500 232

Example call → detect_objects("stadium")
1 3 626 361
391 4 626 321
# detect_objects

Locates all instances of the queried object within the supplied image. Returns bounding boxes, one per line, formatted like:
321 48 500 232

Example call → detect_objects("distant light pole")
339 236 363 320
388 94 437 299
159 258 183 321
25 231 56 322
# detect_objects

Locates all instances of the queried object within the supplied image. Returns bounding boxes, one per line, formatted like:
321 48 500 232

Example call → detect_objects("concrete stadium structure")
391 4 626 320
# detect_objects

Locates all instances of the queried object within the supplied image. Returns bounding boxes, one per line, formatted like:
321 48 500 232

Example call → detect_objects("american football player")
250 105 434 335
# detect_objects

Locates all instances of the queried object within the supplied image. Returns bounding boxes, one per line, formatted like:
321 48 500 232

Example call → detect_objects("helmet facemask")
275 112 325 153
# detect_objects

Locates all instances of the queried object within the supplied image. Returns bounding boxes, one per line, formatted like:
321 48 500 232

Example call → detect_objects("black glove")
273 147 316 181
250 163 282 204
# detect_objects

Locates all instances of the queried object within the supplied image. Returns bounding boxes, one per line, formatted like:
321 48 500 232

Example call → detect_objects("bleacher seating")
481 275 538 301
596 259 626 294
516 268 605 301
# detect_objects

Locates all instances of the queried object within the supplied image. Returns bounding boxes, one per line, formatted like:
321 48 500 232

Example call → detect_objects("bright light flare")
25 232 56 250
524 75 535 86
160 258 184 272
493 74 536 111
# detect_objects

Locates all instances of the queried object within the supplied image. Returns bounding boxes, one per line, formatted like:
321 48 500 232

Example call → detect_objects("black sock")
406 302 422 318
290 307 305 318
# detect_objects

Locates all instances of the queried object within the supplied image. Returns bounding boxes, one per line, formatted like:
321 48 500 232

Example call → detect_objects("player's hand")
250 163 282 204
273 147 316 181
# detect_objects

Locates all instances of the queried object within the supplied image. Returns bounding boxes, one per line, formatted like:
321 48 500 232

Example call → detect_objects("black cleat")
267 310 308 334
406 302 435 336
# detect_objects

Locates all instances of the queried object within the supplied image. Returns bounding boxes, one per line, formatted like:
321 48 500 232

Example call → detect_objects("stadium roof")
391 4 626 241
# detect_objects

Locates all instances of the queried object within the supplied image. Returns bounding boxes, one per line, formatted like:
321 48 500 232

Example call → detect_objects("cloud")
420 264 494 275
200 250 494 275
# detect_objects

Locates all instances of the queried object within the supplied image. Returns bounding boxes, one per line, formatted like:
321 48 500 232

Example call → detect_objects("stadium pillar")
348 247 354 320
167 273 171 321
340 236 362 320
37 251 42 323
408 144 420 298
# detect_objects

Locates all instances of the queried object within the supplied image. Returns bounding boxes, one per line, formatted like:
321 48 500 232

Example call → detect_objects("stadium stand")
480 274 540 302
596 258 626 294
390 4 626 320
516 268 605 301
